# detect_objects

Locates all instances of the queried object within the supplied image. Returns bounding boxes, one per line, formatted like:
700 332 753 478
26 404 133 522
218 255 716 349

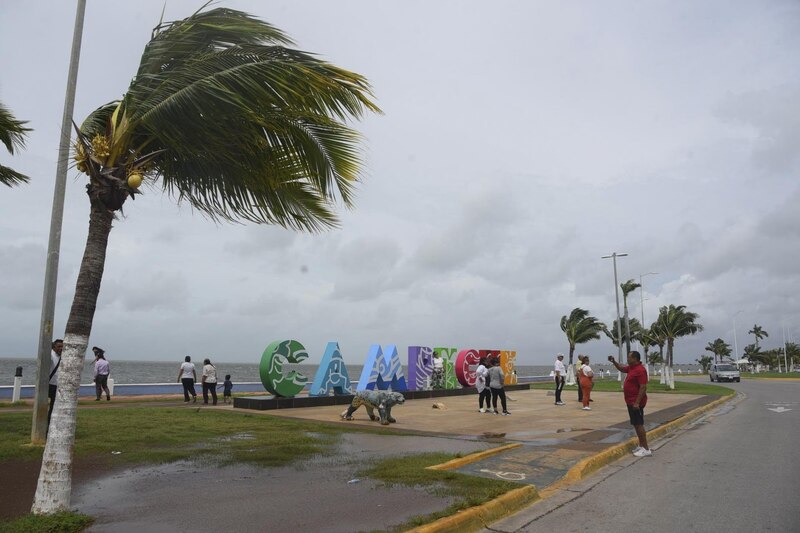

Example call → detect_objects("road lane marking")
767 407 792 413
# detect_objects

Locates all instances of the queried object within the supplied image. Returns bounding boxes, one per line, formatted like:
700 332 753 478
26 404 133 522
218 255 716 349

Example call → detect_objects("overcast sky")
1 0 798 366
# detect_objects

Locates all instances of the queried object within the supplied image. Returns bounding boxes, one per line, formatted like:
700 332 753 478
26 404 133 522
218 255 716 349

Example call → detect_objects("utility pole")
31 0 86 444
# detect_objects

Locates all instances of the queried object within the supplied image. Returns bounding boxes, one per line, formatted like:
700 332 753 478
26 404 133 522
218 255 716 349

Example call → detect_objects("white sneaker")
479 408 486 413
556 401 566 406
582 406 591 410
632 446 643 454
633 448 652 457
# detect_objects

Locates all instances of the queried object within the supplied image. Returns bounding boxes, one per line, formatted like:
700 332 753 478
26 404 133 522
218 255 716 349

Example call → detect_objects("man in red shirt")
609 351 651 457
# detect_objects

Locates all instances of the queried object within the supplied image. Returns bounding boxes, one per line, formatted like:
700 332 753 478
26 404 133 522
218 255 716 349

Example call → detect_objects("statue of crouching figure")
341 390 405 425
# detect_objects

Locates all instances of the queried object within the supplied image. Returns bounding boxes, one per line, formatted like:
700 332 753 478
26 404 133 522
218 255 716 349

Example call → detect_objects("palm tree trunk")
32 204 114 514
667 339 675 390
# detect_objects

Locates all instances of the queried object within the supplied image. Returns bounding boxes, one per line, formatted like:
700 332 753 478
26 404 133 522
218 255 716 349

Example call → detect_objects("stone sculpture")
341 390 405 425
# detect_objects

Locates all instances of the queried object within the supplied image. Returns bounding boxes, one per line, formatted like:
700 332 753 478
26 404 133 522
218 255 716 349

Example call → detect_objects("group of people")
177 356 233 405
474 356 510 415
45 342 234 429
553 350 652 457
46 340 112 428
554 353 595 409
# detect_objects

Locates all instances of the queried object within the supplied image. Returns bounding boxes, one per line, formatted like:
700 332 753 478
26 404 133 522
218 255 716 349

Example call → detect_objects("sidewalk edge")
405 485 538 533
426 443 522 471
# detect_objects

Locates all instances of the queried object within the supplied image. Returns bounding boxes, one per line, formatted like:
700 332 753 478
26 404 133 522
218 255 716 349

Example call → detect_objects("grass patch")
530 379 734 396
359 452 521 531
0 401 29 408
0 408 348 465
0 511 92 533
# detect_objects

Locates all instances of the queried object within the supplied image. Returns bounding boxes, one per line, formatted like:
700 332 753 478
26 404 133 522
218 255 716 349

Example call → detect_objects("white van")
709 363 740 383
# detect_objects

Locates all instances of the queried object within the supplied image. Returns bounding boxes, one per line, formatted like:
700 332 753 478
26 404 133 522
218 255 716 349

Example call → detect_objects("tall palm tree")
620 279 641 356
0 100 31 186
705 338 732 363
33 6 379 514
748 324 768 349
653 304 704 389
560 308 606 365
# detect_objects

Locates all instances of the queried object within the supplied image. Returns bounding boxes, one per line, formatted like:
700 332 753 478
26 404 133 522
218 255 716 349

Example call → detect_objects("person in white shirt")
431 351 445 389
92 346 111 401
177 356 197 403
48 339 63 427
581 357 594 410
201 358 218 405
554 354 566 406
475 357 491 413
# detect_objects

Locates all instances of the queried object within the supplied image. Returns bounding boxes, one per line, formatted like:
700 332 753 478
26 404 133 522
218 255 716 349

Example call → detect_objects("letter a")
309 342 353 396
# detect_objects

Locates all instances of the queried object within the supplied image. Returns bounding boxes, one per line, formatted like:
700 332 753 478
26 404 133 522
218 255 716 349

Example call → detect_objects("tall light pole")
602 252 628 381
31 0 86 444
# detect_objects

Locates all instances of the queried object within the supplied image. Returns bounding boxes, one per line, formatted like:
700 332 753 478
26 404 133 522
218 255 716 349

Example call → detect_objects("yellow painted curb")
541 393 736 497
426 443 522 471
405 485 539 533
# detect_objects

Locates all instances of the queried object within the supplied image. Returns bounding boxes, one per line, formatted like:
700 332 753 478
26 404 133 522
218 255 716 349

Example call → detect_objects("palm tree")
647 323 667 382
559 308 605 385
560 308 606 365
33 6 379 514
653 304 704 389
743 343 764 367
0 100 31 186
638 326 659 366
704 338 732 363
748 324 768 349
696 355 713 373
620 279 641 355
603 317 642 350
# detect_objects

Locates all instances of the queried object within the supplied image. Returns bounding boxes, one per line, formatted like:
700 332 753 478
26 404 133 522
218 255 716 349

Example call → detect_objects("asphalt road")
488 378 800 533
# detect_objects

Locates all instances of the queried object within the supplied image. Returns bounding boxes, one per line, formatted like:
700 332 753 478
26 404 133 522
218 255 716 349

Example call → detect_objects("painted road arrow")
767 407 792 413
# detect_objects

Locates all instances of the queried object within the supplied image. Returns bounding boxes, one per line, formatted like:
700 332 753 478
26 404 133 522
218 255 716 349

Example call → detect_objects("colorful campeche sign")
259 340 516 398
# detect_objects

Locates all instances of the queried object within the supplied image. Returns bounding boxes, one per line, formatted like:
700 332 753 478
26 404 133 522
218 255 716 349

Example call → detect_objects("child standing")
219 374 233 404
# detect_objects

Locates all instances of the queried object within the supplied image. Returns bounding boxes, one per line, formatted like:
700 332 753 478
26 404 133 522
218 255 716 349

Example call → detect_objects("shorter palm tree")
0 100 31 186
603 318 643 350
696 355 713 373
705 338 732 363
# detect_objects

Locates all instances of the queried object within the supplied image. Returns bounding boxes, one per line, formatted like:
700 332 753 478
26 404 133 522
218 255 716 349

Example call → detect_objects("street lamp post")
602 252 628 381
